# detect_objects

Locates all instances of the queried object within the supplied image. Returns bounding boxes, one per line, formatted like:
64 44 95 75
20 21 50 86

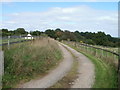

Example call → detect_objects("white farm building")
25 34 34 39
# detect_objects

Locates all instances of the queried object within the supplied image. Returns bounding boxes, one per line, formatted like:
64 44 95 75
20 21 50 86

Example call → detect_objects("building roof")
27 34 32 36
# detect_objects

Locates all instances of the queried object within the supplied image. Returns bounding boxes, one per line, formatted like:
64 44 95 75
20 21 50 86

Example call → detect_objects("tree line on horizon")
1 28 120 47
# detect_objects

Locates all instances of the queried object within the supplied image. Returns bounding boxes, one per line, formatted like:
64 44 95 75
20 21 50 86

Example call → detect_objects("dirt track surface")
18 43 74 88
18 42 95 88
61 43 95 88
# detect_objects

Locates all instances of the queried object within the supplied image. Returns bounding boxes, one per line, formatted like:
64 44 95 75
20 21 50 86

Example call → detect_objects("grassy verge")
51 47 79 88
64 43 117 88
2 38 62 88
81 51 117 88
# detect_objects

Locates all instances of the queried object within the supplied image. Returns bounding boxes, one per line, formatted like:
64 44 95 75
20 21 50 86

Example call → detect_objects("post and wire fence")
0 35 49 89
63 41 119 68
0 35 43 49
1 35 29 46
62 40 120 88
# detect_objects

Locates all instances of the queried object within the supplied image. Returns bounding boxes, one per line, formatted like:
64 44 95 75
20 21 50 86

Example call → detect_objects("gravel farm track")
18 42 95 88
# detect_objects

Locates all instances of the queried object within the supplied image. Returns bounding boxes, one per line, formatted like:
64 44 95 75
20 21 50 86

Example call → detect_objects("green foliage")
1 28 119 47
60 30 77 41
45 29 119 47
45 29 57 39
93 32 108 45
14 28 27 35
80 31 119 47
55 28 63 40
2 29 9 36
85 39 96 45
1 28 28 36
30 30 41 36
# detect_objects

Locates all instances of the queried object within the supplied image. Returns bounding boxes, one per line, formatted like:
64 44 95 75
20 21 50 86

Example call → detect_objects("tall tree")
14 28 27 35
45 29 57 39
2 29 9 36
30 30 41 36
74 31 85 42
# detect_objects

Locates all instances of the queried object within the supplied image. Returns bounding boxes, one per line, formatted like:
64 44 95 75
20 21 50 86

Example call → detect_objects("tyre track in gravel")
61 43 95 88
18 43 74 88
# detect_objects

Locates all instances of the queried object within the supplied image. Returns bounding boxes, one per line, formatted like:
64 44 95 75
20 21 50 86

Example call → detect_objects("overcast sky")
1 2 118 37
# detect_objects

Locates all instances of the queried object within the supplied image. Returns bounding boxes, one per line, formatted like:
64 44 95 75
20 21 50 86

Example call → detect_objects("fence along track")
63 41 119 66
63 41 120 88
0 35 42 47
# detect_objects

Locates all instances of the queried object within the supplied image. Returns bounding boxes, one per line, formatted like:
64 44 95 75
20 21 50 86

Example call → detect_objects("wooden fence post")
84 45 86 52
86 46 87 52
20 35 21 42
0 51 4 89
117 55 120 90
94 48 96 56
101 50 103 59
8 36 10 49
95 49 97 57
95 49 97 56
90 47 92 55
74 42 76 47
106 51 108 58
113 54 117 61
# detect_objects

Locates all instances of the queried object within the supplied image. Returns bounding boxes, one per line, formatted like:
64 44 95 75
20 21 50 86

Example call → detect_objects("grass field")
2 37 62 88
63 41 118 88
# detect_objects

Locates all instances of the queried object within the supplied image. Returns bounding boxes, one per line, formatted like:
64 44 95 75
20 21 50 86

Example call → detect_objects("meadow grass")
63 41 117 88
2 37 62 88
